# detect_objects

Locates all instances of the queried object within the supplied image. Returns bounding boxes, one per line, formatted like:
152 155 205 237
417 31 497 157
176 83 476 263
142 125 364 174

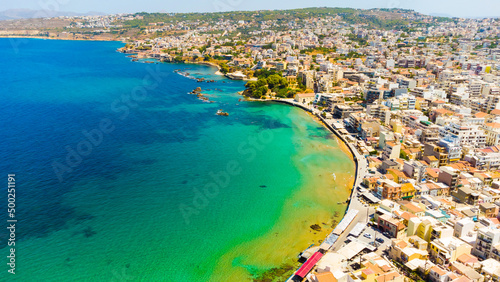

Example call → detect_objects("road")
284 105 389 281
275 103 392 252
277 102 377 252
321 118 373 251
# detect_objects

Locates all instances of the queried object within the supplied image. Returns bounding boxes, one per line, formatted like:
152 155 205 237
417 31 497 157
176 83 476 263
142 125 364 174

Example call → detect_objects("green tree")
219 63 230 74
253 85 268 98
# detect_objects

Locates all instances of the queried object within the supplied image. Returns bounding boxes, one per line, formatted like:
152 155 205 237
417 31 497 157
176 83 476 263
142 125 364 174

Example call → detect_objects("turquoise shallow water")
0 39 353 281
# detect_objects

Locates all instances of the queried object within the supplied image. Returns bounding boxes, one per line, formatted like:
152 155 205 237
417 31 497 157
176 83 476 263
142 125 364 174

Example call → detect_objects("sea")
0 38 354 281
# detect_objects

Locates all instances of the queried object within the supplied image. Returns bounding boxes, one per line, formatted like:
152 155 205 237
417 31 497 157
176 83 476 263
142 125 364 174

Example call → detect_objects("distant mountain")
429 12 500 19
0 9 106 20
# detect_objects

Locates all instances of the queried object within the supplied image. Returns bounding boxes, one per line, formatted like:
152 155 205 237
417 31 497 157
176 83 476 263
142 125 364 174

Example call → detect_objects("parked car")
363 233 372 239
376 238 384 243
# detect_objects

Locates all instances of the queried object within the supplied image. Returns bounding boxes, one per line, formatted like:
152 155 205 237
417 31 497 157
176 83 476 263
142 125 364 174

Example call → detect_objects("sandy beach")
207 106 355 281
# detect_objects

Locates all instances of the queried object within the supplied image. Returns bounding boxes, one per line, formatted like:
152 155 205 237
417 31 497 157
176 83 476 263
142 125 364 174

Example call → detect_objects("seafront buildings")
8 8 500 281
121 12 500 282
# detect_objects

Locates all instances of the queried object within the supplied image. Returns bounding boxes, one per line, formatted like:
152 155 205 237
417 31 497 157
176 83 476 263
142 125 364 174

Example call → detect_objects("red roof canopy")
295 252 324 278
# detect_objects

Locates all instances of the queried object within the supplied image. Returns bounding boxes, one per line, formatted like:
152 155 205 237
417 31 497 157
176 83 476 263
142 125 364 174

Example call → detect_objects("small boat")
216 109 229 116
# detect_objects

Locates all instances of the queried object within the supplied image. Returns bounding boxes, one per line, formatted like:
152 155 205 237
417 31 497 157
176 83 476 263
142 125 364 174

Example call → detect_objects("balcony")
479 236 493 244
478 241 491 249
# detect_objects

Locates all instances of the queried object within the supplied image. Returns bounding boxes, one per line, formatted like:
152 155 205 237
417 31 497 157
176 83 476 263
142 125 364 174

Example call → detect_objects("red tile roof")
490 109 500 115
474 112 488 118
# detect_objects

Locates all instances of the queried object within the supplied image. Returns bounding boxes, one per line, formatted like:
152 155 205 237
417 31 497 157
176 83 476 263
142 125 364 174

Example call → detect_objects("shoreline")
262 100 369 280
194 64 358 280
194 62 225 76
217 72 362 213
240 97 367 271
7 39 358 282
255 99 374 279
261 98 364 214
207 105 355 281
121 49 256 81
244 97 357 162
0 35 121 42
186 61 255 80
127 57 359 280
201 63 363 238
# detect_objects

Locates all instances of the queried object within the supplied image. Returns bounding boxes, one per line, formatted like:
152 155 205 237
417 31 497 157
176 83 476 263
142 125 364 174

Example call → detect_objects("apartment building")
482 122 500 146
439 121 486 148
429 237 473 265
472 227 500 260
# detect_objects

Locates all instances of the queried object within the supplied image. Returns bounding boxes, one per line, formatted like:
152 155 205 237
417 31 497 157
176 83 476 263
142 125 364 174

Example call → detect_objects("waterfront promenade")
267 98 368 204
273 98 373 281
317 114 371 251
268 99 368 195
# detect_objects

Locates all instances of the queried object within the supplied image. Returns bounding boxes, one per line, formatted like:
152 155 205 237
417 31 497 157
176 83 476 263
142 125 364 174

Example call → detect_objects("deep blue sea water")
0 38 354 281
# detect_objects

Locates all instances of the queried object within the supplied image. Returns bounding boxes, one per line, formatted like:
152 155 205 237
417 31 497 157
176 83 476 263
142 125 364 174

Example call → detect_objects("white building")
482 123 500 146
439 121 486 148
472 227 500 260
453 218 475 239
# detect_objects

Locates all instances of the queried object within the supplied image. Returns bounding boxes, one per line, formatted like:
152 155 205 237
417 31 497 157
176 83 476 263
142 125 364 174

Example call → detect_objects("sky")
2 0 499 18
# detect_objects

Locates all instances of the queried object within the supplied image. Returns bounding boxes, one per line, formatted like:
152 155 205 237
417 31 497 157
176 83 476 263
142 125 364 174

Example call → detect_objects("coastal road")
330 192 373 251
270 102 372 249
317 116 394 258
328 129 371 251
284 106 374 281
283 103 374 251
